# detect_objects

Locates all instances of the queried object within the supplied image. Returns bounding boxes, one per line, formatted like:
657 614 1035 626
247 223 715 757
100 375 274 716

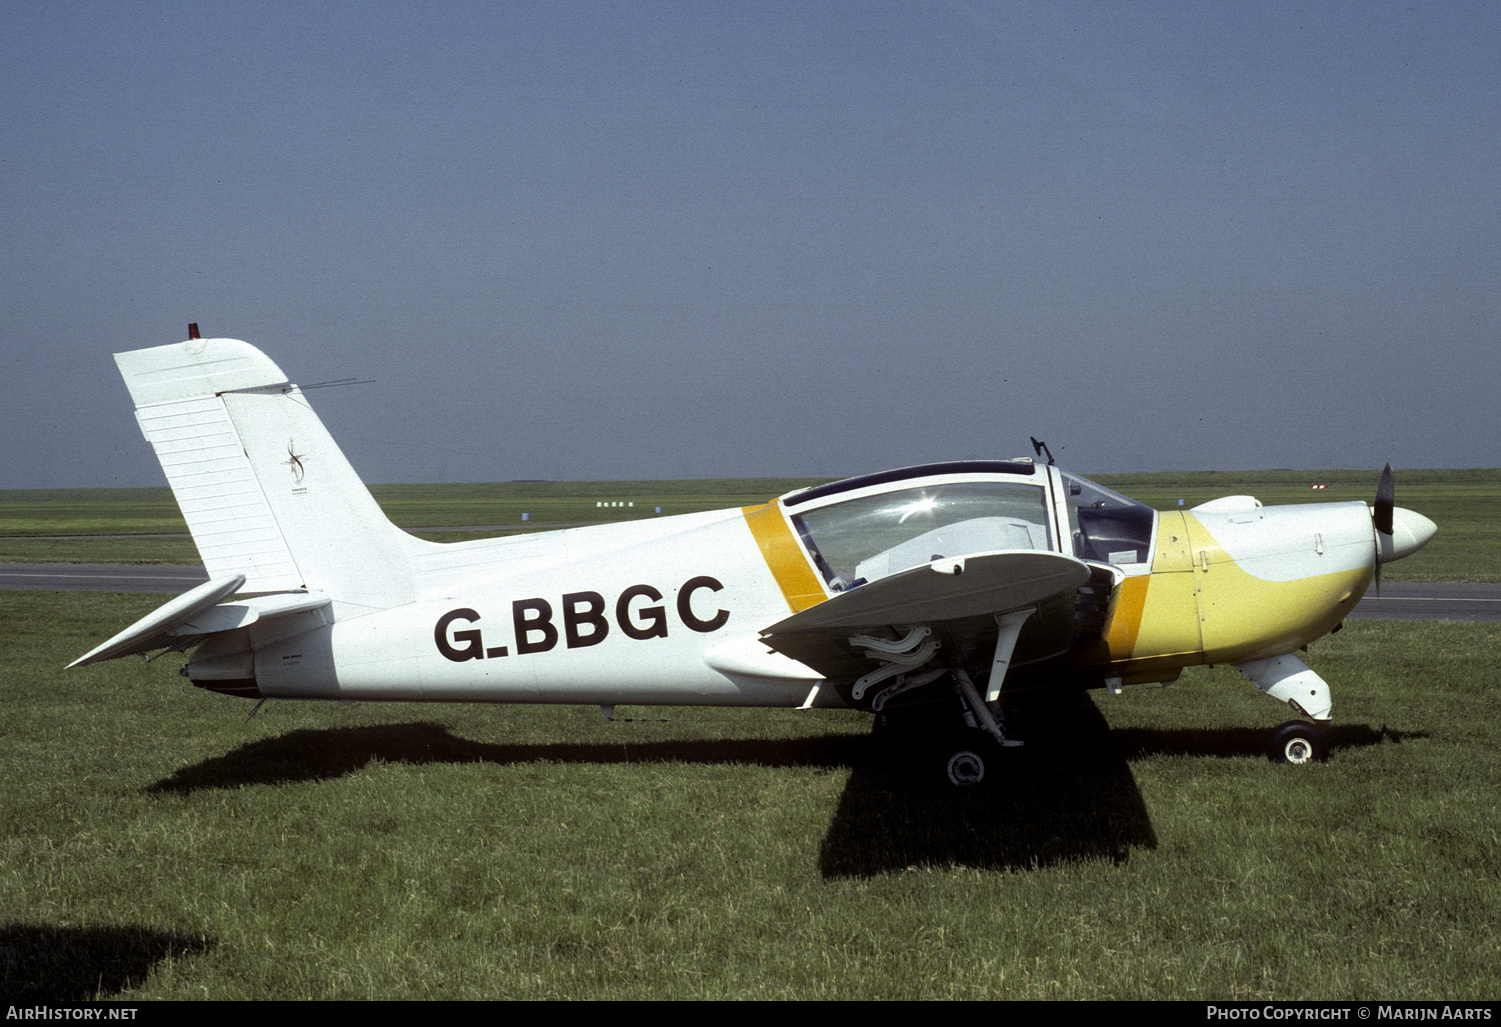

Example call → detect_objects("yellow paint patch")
1184 514 1372 663
1133 570 1205 661
1109 512 1372 668
1121 513 1205 662
741 502 828 613
1102 574 1149 660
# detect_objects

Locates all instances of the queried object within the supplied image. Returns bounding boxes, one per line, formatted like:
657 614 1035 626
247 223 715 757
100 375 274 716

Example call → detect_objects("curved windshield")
791 482 1053 589
1061 472 1155 565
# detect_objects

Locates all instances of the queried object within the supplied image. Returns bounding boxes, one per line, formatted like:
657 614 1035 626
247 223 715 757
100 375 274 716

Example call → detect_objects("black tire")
1267 721 1328 765
941 731 996 787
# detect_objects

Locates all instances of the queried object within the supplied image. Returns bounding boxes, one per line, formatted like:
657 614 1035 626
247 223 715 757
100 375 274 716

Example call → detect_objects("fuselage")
188 461 1420 707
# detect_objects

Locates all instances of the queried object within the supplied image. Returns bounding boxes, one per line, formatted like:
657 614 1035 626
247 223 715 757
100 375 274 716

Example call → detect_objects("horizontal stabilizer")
166 590 331 636
67 576 330 669
68 575 245 668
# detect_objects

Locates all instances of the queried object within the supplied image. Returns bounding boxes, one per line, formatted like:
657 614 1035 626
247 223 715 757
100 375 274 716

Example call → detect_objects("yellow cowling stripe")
1185 513 1370 663
741 501 828 613
1125 511 1205 662
1099 512 1370 670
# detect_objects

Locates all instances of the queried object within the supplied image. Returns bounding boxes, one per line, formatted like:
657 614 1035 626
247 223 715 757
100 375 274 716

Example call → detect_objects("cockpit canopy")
791 480 1053 590
782 461 1156 591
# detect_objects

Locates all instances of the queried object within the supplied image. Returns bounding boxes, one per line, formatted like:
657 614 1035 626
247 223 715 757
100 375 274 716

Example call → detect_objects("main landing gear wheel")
1267 721 1328 765
945 747 987 787
941 731 997 788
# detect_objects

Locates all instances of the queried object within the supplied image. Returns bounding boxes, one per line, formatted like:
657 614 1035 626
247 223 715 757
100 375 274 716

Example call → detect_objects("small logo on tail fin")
286 440 307 483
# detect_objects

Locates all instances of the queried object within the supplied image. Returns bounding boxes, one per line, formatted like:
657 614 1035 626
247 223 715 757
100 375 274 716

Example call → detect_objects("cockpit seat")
854 516 1049 582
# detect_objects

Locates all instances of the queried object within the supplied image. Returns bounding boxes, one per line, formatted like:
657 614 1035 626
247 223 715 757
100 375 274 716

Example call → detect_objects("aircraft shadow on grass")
145 723 870 795
0 923 212 1001
143 694 1419 879
821 706 1424 877
821 702 1158 877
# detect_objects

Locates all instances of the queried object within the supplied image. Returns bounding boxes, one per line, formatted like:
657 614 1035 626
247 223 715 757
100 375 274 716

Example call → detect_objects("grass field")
1 591 1496 1000
0 467 1492 579
2 469 1495 998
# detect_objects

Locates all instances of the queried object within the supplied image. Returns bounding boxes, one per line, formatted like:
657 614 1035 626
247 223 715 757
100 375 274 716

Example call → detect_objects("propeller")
1368 465 1438 588
1373 463 1394 593
1374 463 1394 536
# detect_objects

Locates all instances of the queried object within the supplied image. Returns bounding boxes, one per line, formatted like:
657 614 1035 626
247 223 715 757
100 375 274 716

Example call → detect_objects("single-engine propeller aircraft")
73 334 1437 784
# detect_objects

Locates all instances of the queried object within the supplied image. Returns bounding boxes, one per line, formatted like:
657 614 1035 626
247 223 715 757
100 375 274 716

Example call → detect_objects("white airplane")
73 334 1438 784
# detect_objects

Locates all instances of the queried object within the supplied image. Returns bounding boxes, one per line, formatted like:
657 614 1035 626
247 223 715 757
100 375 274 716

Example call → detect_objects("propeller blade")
1373 463 1395 595
1374 463 1395 537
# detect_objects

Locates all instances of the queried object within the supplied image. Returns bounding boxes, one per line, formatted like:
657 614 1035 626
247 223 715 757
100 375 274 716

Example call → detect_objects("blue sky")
3 1 1497 488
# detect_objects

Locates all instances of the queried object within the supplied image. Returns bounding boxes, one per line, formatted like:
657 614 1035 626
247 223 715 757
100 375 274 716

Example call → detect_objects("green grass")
0 488 191 536
0 536 204 565
2 469 1494 579
2 591 1496 999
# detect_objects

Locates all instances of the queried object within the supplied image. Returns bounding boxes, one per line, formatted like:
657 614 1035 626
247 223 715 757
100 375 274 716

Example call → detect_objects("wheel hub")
1284 739 1314 764
946 750 986 786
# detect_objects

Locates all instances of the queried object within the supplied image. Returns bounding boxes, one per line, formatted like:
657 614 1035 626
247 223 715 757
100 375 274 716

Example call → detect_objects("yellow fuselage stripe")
1103 574 1151 660
742 501 828 613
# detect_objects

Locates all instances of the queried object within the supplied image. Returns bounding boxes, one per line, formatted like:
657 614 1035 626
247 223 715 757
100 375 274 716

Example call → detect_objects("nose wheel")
1268 720 1328 764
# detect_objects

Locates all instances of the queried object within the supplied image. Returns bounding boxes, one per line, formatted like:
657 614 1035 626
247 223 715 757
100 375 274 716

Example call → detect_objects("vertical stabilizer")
115 338 424 612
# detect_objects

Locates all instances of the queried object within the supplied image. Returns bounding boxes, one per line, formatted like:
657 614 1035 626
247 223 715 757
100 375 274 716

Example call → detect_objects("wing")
758 549 1093 695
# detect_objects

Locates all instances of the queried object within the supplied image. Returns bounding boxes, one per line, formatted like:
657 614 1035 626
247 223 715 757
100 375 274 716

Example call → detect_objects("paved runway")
1344 581 1501 623
2 563 1498 622
0 563 210 592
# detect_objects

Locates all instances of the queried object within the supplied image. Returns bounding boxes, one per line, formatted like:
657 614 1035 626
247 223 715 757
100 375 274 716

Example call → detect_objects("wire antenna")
298 377 376 391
